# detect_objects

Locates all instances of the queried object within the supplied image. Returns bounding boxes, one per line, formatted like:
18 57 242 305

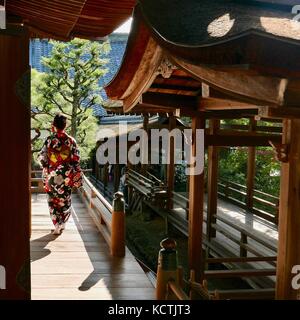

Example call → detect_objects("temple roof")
139 0 300 46
7 0 135 40
105 1 300 115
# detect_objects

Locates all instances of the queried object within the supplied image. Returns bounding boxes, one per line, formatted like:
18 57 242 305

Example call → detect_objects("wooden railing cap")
160 238 177 250
112 191 125 212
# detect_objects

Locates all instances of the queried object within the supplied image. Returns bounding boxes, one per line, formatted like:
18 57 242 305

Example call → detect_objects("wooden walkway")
31 193 155 300
170 196 278 289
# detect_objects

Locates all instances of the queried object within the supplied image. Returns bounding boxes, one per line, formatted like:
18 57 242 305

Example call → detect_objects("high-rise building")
30 34 128 117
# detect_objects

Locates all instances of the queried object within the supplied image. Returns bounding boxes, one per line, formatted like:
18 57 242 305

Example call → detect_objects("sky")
113 18 132 34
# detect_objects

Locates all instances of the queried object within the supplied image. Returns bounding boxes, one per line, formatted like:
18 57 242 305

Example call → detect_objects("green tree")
31 38 110 162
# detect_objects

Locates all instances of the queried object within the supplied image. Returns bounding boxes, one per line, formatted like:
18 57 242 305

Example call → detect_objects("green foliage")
174 164 188 192
255 147 280 196
218 118 280 196
31 38 111 162
219 147 248 185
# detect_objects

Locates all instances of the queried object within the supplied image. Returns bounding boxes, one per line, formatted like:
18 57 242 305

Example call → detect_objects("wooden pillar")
188 116 205 282
141 113 149 175
103 163 109 196
246 118 256 209
167 115 176 209
127 141 133 206
0 26 31 299
206 119 220 240
276 119 300 300
113 164 121 192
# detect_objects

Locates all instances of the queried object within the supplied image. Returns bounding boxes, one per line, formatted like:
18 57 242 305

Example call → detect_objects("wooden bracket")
269 141 289 162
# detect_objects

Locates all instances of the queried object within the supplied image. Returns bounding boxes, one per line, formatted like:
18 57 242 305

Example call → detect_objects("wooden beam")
206 119 220 240
132 103 177 115
199 97 258 110
188 116 205 282
276 119 300 300
204 109 258 119
133 102 259 118
246 119 257 209
147 87 198 96
201 83 210 98
205 134 281 147
142 92 197 109
258 106 300 119
0 26 31 299
173 57 288 106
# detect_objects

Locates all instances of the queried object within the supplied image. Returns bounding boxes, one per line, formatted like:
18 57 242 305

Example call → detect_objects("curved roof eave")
7 0 136 40
105 1 300 111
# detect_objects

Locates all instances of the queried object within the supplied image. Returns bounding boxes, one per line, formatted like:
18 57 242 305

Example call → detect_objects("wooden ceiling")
7 0 136 39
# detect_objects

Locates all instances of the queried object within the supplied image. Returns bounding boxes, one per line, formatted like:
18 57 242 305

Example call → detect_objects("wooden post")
240 233 248 257
141 113 149 174
188 116 205 282
276 119 300 300
0 26 31 299
113 164 121 193
156 238 178 300
103 163 109 195
206 119 220 240
90 189 97 209
111 191 125 257
167 115 176 209
246 118 256 209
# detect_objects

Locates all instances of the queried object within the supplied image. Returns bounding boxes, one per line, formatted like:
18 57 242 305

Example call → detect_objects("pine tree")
31 38 110 162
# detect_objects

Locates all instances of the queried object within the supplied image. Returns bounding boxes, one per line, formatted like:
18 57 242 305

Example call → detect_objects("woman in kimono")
39 114 82 235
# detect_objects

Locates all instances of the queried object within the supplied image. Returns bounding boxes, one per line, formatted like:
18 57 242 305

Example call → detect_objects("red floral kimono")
39 131 82 226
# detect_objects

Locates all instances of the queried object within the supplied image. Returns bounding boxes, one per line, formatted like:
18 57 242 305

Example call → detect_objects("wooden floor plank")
31 288 156 300
31 194 155 300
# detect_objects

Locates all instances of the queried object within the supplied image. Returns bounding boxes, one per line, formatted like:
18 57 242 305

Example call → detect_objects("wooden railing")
88 175 114 202
218 179 279 224
127 169 168 211
79 174 126 257
171 191 189 219
79 175 113 247
159 189 277 290
31 170 45 193
156 239 218 300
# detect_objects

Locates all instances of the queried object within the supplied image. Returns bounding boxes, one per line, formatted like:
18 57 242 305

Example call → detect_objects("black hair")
53 114 67 130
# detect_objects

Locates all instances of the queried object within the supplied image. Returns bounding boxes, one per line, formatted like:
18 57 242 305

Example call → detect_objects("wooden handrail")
82 174 112 212
206 256 277 264
214 214 277 252
218 178 279 223
166 280 189 300
78 174 125 257
219 178 247 190
221 123 282 134
204 268 276 278
216 288 275 300
128 169 153 185
146 171 163 184
172 191 189 204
